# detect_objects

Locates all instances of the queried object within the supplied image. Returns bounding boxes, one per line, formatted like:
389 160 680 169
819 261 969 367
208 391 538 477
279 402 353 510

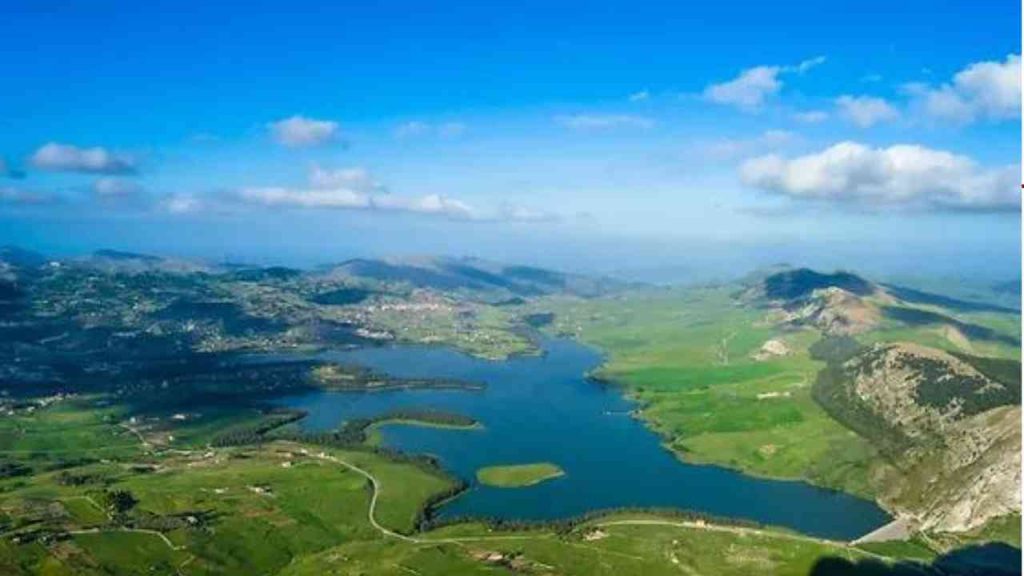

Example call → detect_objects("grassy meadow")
0 393 1009 575
476 463 565 488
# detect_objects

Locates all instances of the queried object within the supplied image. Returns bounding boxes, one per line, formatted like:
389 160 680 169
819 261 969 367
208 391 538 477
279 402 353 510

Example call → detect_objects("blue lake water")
272 336 891 540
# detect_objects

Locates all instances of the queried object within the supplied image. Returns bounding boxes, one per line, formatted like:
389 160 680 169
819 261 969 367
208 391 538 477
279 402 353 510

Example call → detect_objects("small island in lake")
476 462 566 488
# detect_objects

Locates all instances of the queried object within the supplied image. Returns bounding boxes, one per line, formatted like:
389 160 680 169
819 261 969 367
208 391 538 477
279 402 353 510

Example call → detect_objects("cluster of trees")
100 489 138 515
907 352 1020 416
0 460 31 480
363 409 477 428
419 506 764 535
412 479 470 532
812 351 914 458
522 312 555 328
54 471 103 486
271 409 477 448
211 409 307 447
808 336 863 364
124 509 215 532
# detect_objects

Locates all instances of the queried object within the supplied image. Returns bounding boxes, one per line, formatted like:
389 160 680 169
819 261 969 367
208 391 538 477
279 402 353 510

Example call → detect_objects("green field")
0 373 1008 574
1 271 1018 574
531 288 887 497
529 285 1021 510
476 462 565 488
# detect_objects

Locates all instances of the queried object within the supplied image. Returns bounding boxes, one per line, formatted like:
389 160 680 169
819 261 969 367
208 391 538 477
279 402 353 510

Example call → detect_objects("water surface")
274 337 891 540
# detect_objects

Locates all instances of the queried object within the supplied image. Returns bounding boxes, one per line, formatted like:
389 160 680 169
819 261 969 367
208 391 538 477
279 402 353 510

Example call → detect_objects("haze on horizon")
1 0 1020 282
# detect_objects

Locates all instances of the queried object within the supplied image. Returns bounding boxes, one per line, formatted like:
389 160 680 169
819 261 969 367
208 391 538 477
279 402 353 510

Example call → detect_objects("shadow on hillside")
809 543 1021 576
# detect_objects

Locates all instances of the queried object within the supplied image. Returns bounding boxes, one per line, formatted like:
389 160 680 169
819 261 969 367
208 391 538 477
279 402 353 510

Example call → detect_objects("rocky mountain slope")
813 340 1021 533
749 267 1019 346
745 267 1022 535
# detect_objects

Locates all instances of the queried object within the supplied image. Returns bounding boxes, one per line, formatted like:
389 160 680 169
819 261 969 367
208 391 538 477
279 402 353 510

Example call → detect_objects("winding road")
315 450 885 560
316 451 550 545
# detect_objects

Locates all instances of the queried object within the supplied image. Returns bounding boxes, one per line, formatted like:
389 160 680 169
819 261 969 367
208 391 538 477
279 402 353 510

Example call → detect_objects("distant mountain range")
315 256 629 299
0 247 631 301
745 267 1019 343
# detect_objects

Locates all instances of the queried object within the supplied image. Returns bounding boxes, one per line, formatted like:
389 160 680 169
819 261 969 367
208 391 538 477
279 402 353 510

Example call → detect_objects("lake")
273 336 891 540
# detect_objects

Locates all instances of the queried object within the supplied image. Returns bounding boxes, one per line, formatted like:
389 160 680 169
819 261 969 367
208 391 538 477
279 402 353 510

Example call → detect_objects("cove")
273 336 891 540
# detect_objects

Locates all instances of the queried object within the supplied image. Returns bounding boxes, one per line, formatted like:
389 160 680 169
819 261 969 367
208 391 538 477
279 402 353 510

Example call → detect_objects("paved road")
317 451 553 545
851 518 912 545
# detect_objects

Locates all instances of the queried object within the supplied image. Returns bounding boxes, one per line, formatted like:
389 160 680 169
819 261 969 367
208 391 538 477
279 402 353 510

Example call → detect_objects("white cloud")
703 56 825 111
267 115 340 147
93 177 143 199
161 194 203 214
740 141 1019 211
30 143 137 174
234 166 476 219
231 165 557 222
628 90 650 102
792 55 827 73
835 95 899 127
239 186 372 209
793 110 829 123
555 114 654 130
703 66 782 110
906 54 1020 123
237 186 476 219
375 193 474 218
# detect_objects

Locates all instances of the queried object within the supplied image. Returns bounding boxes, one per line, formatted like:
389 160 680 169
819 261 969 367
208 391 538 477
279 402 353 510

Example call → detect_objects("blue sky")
0 1 1020 279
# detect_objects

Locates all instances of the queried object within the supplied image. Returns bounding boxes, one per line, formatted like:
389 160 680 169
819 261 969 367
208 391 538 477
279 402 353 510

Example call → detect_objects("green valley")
0 251 1018 575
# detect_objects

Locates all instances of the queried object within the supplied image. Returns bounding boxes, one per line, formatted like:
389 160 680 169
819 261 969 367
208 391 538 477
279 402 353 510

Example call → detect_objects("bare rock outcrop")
836 343 1021 533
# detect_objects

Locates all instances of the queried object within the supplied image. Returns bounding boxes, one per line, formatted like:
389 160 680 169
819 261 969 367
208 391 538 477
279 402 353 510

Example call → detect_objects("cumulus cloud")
267 115 340 147
555 114 655 130
231 166 556 222
394 121 467 139
239 186 371 209
905 54 1020 123
30 143 137 174
374 193 474 218
234 166 475 219
93 177 143 200
740 141 1019 211
703 56 825 111
835 95 899 127
237 186 476 219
